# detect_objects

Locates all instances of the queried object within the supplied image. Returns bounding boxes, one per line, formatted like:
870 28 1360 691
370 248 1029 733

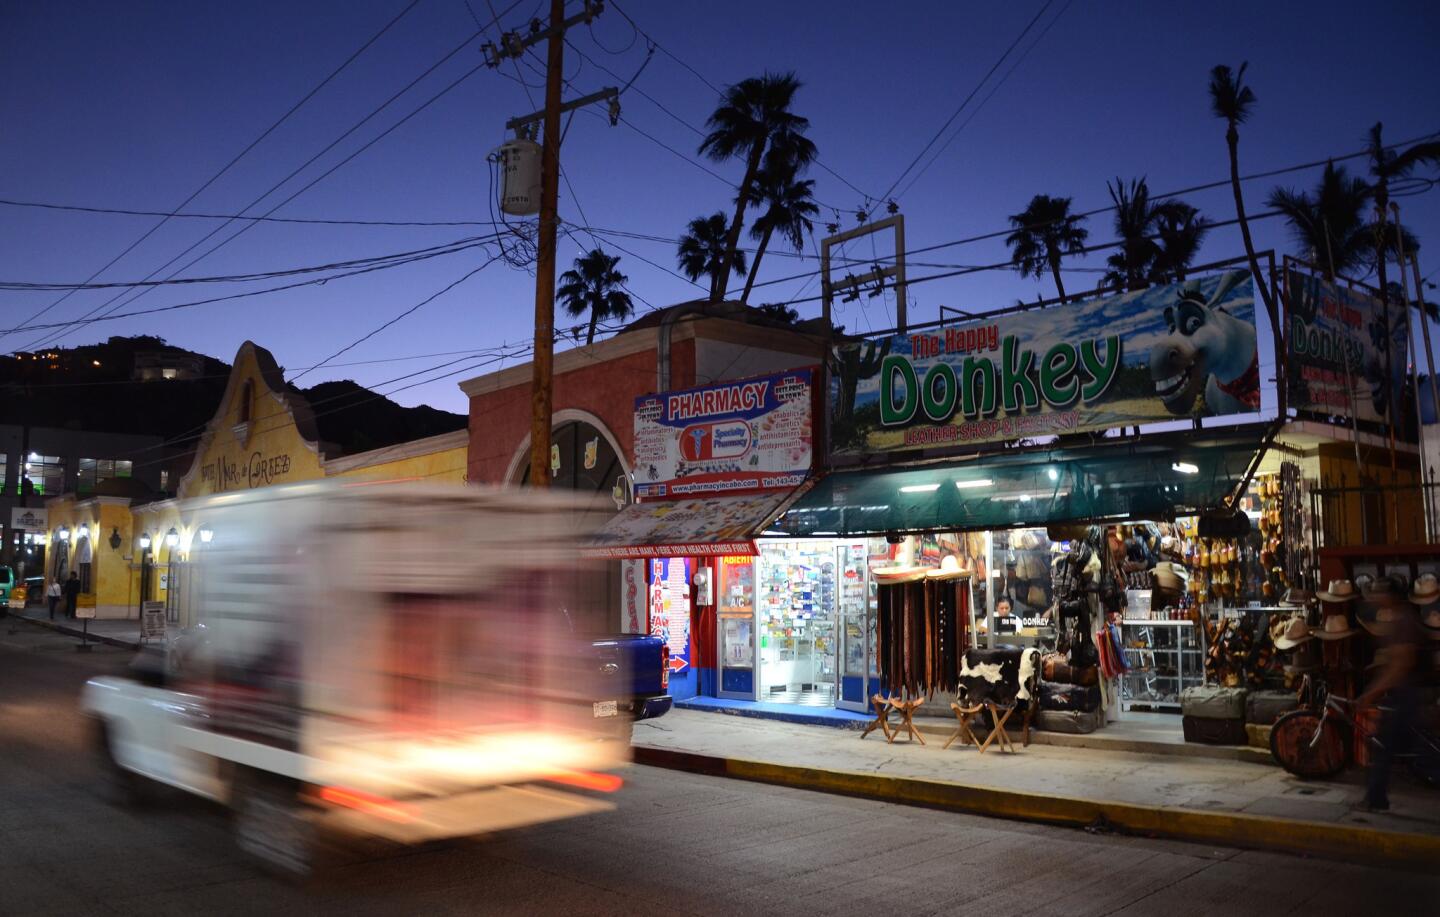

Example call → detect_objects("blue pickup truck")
592 634 672 730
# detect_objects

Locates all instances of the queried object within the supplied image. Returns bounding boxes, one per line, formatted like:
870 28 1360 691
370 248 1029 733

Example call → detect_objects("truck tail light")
661 643 670 689
316 785 414 823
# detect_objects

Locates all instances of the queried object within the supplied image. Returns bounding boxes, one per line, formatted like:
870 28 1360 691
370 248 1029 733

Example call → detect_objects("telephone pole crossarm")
506 87 619 133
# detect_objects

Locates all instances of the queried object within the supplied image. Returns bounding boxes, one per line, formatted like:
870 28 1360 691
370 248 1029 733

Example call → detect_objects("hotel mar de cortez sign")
198 450 293 492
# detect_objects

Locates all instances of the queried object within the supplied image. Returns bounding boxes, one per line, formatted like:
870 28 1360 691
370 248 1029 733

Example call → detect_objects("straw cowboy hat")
1313 608 1359 641
1423 606 1440 642
1317 579 1359 603
1410 573 1440 606
1272 613 1314 650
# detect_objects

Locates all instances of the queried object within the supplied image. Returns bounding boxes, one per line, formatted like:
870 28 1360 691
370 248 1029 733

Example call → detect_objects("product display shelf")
1119 617 1202 711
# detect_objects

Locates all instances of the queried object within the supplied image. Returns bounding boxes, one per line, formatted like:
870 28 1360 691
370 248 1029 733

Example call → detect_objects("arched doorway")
511 417 628 509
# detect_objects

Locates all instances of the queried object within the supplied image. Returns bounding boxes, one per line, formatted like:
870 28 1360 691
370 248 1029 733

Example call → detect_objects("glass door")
836 542 871 711
716 557 756 699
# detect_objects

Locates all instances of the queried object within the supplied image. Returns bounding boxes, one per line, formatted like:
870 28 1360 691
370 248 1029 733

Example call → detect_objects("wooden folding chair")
860 693 894 741
944 702 983 750
977 702 1017 754
886 695 926 745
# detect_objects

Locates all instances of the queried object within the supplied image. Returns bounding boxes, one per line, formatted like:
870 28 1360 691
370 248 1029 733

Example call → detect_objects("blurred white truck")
83 482 631 878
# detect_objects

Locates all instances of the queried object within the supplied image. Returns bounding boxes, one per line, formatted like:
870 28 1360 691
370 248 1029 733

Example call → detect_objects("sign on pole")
141 601 166 639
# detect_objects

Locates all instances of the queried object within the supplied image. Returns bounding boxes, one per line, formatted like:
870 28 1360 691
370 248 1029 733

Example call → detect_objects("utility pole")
486 1 610 489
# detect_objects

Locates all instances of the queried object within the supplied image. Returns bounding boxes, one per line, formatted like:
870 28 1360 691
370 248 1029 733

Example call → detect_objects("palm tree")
1004 194 1089 302
739 164 819 305
1150 200 1209 283
1363 122 1440 301
1266 161 1373 281
1209 63 1280 366
699 72 817 302
1103 177 1161 291
557 248 634 345
678 212 747 296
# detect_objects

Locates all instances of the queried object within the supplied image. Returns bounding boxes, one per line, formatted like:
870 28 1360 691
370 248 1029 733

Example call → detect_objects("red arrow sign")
668 656 689 673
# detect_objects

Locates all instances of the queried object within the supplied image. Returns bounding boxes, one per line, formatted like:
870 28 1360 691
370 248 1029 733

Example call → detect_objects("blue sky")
1 0 1437 414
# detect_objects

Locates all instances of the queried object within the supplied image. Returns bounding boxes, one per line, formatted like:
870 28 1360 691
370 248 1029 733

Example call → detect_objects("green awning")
771 433 1264 537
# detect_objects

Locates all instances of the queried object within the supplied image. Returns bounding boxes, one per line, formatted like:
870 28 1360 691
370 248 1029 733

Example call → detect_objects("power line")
0 0 426 347
0 196 500 228
290 252 503 382
0 233 506 291
893 0 1073 201
880 0 1054 204
0 238 502 337
22 0 529 352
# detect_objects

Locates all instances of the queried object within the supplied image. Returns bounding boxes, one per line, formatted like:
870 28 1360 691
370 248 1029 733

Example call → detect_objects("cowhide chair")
946 646 1040 753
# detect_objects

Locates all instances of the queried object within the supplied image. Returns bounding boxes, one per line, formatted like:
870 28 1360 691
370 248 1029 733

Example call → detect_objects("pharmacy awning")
586 489 800 559
771 431 1266 538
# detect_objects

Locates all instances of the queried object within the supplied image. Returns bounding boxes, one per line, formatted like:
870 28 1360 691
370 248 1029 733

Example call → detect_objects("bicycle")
1270 681 1440 784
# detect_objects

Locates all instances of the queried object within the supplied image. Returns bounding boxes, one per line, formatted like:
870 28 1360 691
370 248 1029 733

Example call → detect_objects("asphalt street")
1 617 1436 917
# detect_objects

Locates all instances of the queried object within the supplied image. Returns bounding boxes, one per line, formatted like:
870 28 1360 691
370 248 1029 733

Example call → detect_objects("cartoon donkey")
1149 272 1260 415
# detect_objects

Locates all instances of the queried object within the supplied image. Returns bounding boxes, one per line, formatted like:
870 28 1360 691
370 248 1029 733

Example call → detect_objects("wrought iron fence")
1309 470 1439 552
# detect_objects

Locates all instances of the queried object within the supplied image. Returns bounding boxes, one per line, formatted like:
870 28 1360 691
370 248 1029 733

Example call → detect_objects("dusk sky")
2 0 1437 414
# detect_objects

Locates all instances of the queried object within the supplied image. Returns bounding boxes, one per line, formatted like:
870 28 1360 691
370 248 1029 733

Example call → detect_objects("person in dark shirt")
1357 575 1422 812
63 571 81 618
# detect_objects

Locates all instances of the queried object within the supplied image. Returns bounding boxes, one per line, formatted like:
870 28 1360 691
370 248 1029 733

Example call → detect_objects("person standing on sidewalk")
47 577 62 620
63 571 80 619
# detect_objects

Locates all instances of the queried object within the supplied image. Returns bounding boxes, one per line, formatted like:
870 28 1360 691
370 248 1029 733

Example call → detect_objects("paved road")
2 618 1435 917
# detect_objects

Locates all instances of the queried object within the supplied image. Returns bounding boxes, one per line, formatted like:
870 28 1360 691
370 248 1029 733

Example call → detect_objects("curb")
633 744 1440 871
6 614 140 650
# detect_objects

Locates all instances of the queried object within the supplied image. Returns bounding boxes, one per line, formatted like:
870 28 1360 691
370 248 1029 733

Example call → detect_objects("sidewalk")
4 606 169 649
634 708 1440 869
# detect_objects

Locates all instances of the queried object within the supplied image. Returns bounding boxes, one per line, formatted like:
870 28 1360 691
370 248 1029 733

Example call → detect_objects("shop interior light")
1046 467 1060 482
954 479 994 490
1018 493 1032 502
811 531 839 536
199 527 214 544
139 532 152 550
165 527 179 548
899 483 941 493
1171 462 1200 475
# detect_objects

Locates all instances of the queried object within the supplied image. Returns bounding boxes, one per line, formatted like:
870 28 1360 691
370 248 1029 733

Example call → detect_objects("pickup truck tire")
233 769 323 883
93 720 153 807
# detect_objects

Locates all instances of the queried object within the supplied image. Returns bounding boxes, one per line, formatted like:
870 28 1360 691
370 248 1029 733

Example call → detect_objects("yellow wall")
177 342 326 499
330 445 468 485
44 341 467 623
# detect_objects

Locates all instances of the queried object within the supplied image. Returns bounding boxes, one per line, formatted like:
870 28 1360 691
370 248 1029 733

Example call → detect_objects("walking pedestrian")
1356 575 1423 812
47 577 62 620
63 571 80 619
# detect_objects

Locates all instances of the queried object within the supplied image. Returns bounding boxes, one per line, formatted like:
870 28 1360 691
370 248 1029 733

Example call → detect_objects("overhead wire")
21 0 529 352
0 0 427 347
289 250 505 382
879 0 1054 204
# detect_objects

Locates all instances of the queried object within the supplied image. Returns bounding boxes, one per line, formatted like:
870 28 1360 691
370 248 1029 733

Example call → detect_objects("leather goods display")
1245 689 1300 726
1180 685 1247 720
1035 708 1103 734
1182 714 1248 745
1038 680 1101 712
1040 652 1099 686
874 570 972 697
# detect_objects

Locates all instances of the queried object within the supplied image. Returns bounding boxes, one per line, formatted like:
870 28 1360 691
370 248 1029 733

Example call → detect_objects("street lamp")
199 527 214 544
138 532 152 550
58 525 70 542
164 527 179 549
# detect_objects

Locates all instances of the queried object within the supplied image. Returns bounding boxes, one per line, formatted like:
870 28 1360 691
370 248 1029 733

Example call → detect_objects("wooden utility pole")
527 0 565 490
485 1 609 488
